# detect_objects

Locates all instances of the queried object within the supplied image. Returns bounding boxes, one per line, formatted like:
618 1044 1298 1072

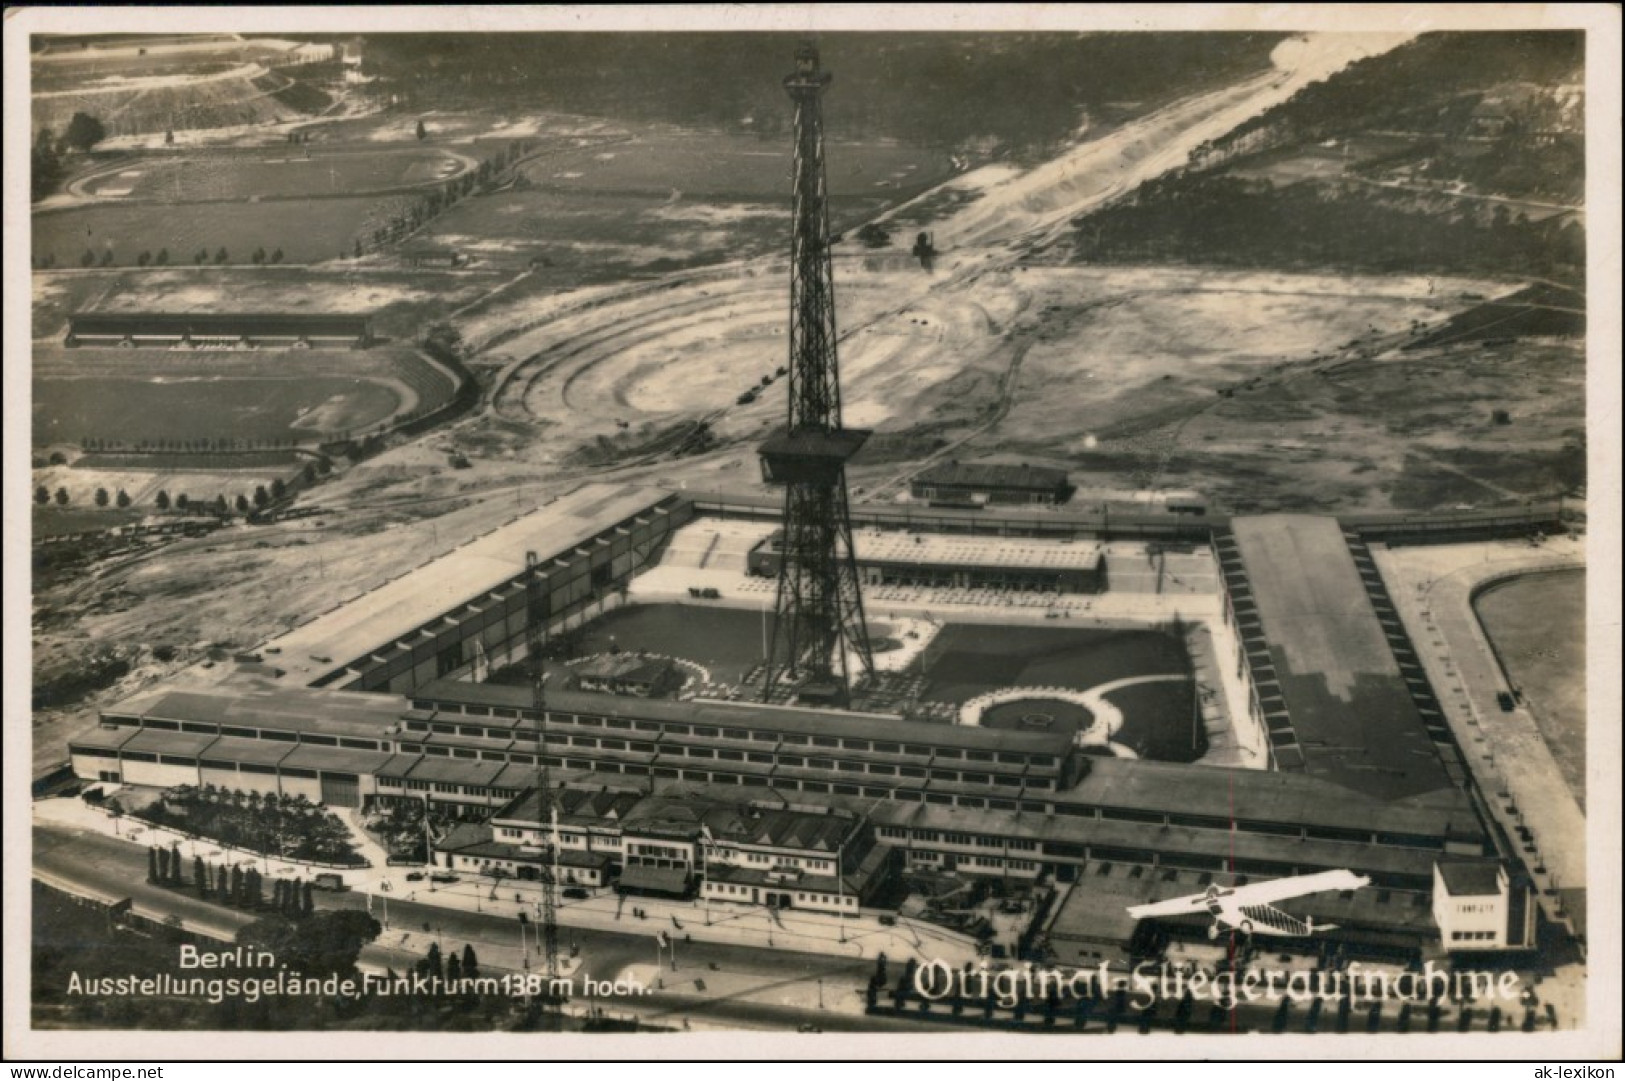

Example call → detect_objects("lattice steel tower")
758 43 874 704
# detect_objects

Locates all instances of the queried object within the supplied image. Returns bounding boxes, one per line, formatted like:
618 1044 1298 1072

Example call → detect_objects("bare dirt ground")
29 32 1583 777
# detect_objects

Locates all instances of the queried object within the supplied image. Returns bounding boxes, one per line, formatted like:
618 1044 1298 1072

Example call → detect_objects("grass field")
420 188 789 277
917 624 1191 706
567 603 767 684
32 268 500 342
34 375 401 447
981 697 1094 738
419 129 951 275
78 148 466 202
31 505 147 539
1105 680 1203 763
1475 569 1586 809
520 129 950 201
32 345 449 449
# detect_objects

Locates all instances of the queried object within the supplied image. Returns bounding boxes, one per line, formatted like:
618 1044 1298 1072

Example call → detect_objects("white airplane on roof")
1126 869 1371 940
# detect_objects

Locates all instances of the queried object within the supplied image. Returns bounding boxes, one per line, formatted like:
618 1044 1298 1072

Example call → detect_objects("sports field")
31 345 452 449
1475 569 1586 809
34 376 399 447
76 148 468 202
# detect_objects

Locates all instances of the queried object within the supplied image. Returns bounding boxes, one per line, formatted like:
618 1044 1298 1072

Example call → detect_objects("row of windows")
1450 930 1498 942
379 776 515 799
704 883 856 907
883 827 1040 851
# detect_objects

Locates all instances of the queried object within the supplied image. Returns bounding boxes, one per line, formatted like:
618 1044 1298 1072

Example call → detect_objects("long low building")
1214 516 1462 800
747 526 1106 593
73 675 1485 898
261 483 690 690
71 482 1538 958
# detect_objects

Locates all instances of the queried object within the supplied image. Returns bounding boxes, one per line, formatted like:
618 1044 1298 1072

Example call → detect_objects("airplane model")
1126 869 1371 939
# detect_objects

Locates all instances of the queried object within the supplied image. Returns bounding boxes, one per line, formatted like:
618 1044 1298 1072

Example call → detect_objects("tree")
99 249 114 267
171 843 184 886
270 478 286 500
155 247 169 266
137 250 152 267
175 493 190 510
116 488 131 508
252 246 266 265
354 237 364 259
302 878 315 918
148 847 159 884
253 485 270 509
213 493 228 515
54 487 69 506
425 942 444 982
416 118 427 141
35 486 49 505
81 249 96 268
63 112 107 152
235 494 250 513
271 248 284 264
94 487 109 507
461 944 478 978
423 322 463 362
195 249 209 266
237 910 381 979
155 490 170 510
32 129 65 201
165 129 175 146
214 247 229 265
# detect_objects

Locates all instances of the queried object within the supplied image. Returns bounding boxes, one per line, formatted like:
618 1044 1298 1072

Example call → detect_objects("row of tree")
351 139 534 258
40 245 291 271
148 842 319 916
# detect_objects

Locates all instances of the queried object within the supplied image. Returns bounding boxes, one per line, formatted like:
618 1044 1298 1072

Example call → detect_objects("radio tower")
758 43 874 704
524 551 560 984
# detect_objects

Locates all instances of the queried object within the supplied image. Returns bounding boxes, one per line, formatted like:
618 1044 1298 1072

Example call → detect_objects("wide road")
33 819 951 1032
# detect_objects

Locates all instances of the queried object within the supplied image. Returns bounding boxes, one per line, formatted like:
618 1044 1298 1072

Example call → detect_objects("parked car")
429 873 459 884
563 887 591 900
405 871 426 882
